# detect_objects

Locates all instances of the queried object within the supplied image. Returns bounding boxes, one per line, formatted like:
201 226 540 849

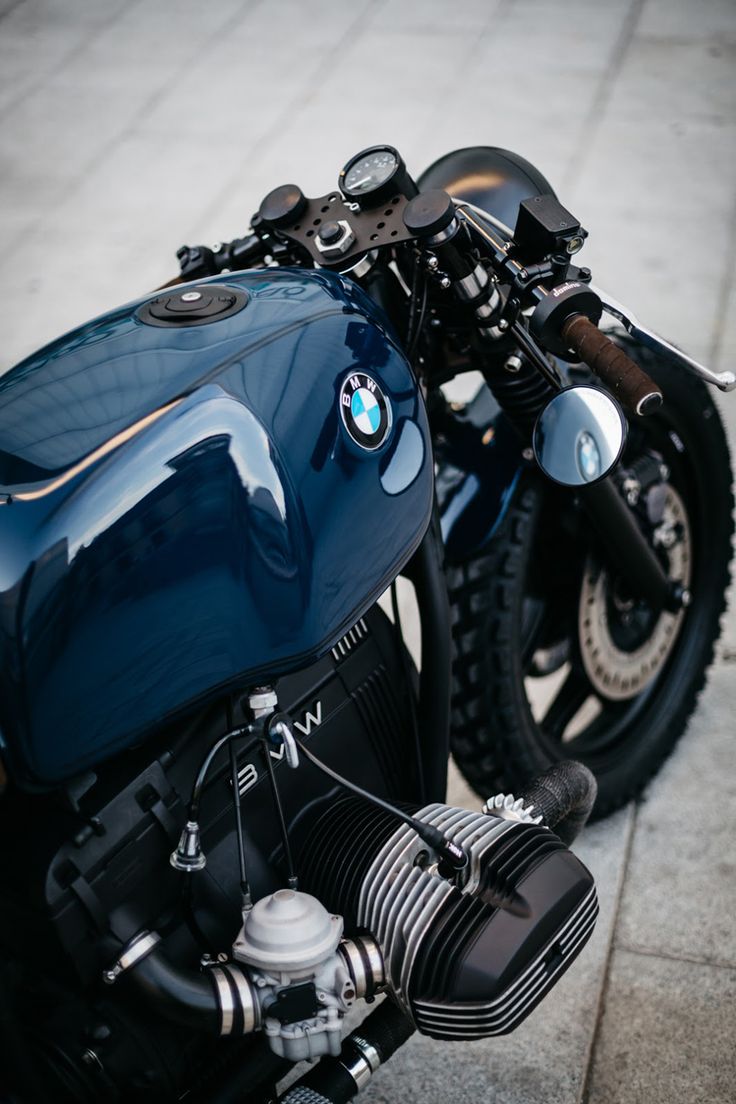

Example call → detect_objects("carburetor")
232 889 383 1061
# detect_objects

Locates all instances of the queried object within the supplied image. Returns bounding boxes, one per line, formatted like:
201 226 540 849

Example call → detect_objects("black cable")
181 875 212 951
229 739 252 909
510 320 562 390
390 580 425 804
187 727 256 820
261 741 298 889
292 735 467 873
405 252 421 345
406 260 428 359
178 712 255 939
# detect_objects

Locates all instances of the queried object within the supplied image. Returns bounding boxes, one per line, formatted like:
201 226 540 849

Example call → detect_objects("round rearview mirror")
533 385 627 487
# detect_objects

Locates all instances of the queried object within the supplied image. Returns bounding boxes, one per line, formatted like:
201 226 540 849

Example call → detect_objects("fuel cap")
137 284 249 327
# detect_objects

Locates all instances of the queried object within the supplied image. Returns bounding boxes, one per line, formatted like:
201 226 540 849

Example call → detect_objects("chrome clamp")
102 930 161 985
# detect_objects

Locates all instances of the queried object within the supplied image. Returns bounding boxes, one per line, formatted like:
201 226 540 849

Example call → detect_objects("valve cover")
298 798 598 1039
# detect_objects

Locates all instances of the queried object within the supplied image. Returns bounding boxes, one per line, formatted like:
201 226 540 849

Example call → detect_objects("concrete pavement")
1 2 734 1101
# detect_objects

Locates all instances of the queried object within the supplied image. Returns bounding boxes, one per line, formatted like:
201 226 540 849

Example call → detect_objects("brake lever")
591 284 736 393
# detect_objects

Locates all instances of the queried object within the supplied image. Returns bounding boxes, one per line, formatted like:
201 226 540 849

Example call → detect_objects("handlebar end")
637 392 664 416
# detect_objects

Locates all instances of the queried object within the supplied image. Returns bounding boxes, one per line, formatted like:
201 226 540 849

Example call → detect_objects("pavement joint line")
189 0 381 240
562 0 645 197
249 0 380 126
613 942 736 973
414 0 513 154
0 0 137 123
577 801 638 1104
2 0 259 261
414 0 512 152
636 31 736 48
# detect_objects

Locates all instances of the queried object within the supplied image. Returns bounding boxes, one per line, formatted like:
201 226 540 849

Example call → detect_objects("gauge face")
342 148 399 197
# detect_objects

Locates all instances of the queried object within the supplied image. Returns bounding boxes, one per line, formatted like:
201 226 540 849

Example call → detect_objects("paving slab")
638 0 736 41
584 948 736 1104
615 664 736 967
0 0 131 115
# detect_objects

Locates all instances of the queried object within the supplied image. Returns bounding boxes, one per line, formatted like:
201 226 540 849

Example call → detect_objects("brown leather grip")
561 314 663 416
156 275 186 290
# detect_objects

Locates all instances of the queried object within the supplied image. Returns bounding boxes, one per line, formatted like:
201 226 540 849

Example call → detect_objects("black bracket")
259 189 416 267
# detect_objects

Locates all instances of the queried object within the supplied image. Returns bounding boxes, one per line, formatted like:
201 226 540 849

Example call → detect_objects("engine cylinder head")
297 797 598 1039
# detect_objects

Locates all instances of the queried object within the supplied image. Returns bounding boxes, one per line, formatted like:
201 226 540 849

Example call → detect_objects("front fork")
579 477 688 614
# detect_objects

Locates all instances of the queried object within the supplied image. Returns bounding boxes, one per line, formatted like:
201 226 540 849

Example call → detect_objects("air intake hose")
518 760 597 845
125 947 222 1033
103 932 259 1038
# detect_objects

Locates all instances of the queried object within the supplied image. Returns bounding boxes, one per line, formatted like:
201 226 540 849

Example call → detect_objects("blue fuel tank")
0 270 433 787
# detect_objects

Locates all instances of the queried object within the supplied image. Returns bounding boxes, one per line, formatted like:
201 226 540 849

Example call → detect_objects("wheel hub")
578 485 692 701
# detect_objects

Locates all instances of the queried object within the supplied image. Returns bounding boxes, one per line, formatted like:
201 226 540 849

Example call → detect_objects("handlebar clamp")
529 281 603 359
176 243 219 281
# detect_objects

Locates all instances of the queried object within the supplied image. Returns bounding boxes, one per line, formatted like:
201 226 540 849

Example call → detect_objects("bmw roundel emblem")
339 373 392 451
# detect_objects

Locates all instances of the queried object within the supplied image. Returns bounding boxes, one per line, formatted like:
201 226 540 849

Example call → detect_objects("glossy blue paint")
0 270 433 787
436 384 525 563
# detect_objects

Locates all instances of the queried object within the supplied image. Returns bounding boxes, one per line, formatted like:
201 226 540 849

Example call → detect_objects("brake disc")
578 485 692 702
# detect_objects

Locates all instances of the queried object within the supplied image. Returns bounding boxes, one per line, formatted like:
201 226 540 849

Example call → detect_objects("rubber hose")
518 760 597 845
282 1000 415 1103
126 947 220 1033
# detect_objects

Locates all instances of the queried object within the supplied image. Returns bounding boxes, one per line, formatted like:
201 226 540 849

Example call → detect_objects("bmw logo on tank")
339 372 392 450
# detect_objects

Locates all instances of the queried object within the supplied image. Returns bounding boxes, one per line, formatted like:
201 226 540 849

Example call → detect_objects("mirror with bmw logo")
532 385 627 487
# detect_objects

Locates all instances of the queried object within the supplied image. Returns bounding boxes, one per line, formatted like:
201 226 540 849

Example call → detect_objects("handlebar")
162 233 268 289
159 167 727 420
560 314 663 416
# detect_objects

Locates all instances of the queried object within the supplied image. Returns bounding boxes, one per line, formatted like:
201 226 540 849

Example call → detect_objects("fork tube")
580 478 678 613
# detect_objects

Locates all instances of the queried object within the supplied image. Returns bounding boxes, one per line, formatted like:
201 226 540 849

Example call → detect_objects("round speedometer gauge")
339 145 416 207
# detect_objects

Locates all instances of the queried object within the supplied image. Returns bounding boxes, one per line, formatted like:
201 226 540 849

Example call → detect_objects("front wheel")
448 342 733 819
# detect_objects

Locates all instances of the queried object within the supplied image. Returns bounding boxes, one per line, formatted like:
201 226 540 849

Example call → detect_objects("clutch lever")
591 284 736 393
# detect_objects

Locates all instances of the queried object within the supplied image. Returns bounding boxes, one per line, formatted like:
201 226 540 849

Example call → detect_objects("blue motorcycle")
0 145 732 1103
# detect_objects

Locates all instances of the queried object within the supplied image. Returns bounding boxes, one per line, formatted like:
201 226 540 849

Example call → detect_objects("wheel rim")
578 484 692 702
